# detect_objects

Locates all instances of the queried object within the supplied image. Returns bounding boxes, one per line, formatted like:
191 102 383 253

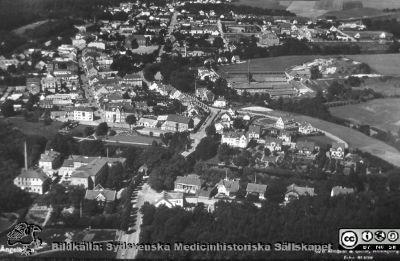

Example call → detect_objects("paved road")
116 182 159 259
158 11 178 57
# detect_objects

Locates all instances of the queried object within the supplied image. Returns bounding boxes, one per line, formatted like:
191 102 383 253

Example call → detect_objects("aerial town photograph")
1 0 400 260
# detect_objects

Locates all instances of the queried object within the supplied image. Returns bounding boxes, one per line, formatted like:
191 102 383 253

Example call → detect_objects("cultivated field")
297 135 336 148
287 1 328 18
320 7 383 19
5 117 63 138
361 0 400 9
355 77 400 96
346 54 400 76
232 0 284 9
329 98 400 134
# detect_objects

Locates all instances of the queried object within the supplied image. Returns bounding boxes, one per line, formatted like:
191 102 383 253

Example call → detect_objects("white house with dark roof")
221 131 248 148
330 186 355 197
161 114 193 132
154 191 184 208
174 174 202 194
284 184 316 204
73 107 94 121
298 122 316 135
13 168 50 195
275 117 297 130
85 184 116 207
248 125 262 139
246 183 267 200
216 178 240 198
38 150 62 174
138 117 158 128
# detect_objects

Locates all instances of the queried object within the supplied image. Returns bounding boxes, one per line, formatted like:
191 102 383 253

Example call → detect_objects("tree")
83 126 95 137
96 122 108 136
79 140 104 156
126 115 137 130
310 65 322 80
205 124 216 137
213 36 224 49
105 162 124 190
195 137 218 161
1 99 15 117
233 118 246 130
131 39 139 49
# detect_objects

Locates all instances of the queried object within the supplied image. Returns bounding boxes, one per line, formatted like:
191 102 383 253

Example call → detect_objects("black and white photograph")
1 0 400 260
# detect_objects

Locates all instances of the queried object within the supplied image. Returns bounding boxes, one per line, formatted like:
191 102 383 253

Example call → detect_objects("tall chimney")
24 141 28 170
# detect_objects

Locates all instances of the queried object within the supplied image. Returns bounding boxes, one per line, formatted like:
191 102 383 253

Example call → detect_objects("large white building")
221 132 248 148
74 107 94 121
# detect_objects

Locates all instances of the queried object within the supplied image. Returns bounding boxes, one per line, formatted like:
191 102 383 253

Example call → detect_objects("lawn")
231 0 285 9
346 54 400 76
5 117 63 138
329 98 400 134
296 135 336 148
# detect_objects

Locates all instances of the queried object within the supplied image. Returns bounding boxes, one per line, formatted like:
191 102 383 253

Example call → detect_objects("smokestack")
24 141 28 170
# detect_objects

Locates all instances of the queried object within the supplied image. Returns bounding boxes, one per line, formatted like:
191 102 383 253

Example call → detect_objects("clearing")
329 98 400 134
345 53 400 76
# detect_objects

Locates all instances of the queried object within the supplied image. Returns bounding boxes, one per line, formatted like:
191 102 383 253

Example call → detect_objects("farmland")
345 54 400 76
232 0 284 9
329 98 400 134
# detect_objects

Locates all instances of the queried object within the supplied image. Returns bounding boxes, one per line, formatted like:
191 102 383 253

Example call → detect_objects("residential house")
161 114 193 132
214 122 224 134
174 174 202 194
26 77 41 94
216 178 240 198
330 142 346 159
154 191 184 208
195 88 215 103
248 125 262 139
284 184 316 203
264 137 282 152
13 168 50 195
38 150 62 174
41 74 57 93
298 122 315 135
138 117 158 128
221 131 248 148
132 35 147 46
85 184 116 207
246 183 267 200
73 107 94 121
213 97 227 108
231 55 240 63
70 158 108 189
275 117 297 130
296 141 316 156
104 103 135 123
330 186 355 197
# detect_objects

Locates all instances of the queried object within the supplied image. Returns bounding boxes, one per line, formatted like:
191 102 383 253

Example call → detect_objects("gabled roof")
331 142 346 150
331 186 354 197
39 150 61 162
286 183 316 197
85 185 116 201
165 114 191 125
17 168 49 182
175 174 202 187
248 125 261 134
71 158 108 178
246 183 267 194
223 131 247 139
217 179 240 193
155 191 183 206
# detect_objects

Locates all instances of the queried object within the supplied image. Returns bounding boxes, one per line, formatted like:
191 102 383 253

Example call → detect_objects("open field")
346 54 400 76
12 19 50 36
329 98 400 133
218 55 320 75
4 117 63 138
320 7 383 19
361 0 400 9
286 1 327 18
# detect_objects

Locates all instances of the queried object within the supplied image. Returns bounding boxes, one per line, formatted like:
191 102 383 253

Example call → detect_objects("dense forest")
0 0 125 31
138 192 400 259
